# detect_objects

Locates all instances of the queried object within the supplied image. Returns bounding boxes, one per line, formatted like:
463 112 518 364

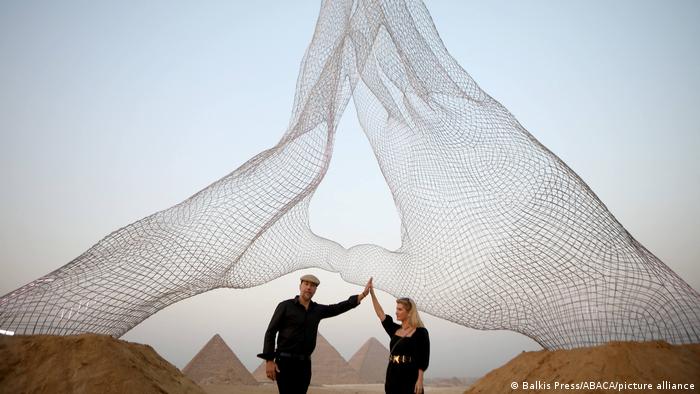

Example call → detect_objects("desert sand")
465 340 700 394
0 334 205 394
202 383 468 393
0 333 469 394
3 334 698 394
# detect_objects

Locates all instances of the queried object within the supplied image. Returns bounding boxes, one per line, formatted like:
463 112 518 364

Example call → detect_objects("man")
257 274 371 393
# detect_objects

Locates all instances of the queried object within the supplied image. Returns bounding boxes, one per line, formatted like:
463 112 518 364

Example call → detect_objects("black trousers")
275 356 312 394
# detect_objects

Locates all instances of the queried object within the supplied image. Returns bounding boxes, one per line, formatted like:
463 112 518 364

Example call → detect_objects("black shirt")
257 294 359 360
382 314 430 371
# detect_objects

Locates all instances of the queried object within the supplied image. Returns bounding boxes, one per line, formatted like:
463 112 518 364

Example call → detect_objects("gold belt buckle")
390 355 410 364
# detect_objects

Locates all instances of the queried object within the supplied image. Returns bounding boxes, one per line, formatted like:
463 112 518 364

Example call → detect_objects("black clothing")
258 294 360 360
257 294 360 393
381 315 430 394
275 356 311 394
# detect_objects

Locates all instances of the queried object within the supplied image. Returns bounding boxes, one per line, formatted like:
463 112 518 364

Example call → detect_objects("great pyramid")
348 337 389 383
252 332 361 385
183 334 258 386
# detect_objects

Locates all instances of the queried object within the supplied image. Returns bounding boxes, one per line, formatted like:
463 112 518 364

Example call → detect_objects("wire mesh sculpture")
1 0 698 349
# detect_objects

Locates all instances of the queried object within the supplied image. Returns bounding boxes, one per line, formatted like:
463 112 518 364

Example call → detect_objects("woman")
368 278 430 393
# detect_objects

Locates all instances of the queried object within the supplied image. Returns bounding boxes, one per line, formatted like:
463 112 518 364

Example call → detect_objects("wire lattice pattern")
1 0 698 349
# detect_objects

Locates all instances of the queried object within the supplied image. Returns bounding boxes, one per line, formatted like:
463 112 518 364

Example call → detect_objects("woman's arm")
415 369 424 393
369 279 385 321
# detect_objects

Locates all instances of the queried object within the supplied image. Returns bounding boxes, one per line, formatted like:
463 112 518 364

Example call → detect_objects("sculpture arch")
1 0 699 349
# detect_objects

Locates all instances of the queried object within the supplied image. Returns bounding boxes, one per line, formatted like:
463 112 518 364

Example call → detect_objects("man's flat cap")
300 274 320 285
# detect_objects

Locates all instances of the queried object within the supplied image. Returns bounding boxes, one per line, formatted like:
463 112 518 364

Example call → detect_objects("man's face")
299 280 318 302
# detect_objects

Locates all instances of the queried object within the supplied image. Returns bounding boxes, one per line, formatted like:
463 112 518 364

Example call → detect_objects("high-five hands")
358 277 373 302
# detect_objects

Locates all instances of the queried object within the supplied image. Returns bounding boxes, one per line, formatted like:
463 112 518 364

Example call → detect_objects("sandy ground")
0 334 205 394
465 340 700 394
4 334 698 394
202 383 469 394
0 333 468 394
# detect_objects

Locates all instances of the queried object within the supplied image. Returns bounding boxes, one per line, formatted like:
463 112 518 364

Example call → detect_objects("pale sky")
1 0 699 379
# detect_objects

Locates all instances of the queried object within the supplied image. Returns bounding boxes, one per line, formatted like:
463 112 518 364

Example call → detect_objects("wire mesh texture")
1 0 698 349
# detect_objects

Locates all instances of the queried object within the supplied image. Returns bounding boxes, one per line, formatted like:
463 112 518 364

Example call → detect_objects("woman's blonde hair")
397 297 425 328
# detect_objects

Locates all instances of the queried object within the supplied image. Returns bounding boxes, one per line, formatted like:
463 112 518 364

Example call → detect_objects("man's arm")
257 301 285 360
320 295 359 319
320 279 371 319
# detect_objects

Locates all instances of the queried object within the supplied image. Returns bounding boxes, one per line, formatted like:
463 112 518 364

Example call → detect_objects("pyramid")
310 333 362 385
182 334 258 386
348 337 389 383
253 361 270 383
252 359 268 383
252 332 361 385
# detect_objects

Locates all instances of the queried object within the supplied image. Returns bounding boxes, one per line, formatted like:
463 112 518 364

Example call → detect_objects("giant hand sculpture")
1 0 698 349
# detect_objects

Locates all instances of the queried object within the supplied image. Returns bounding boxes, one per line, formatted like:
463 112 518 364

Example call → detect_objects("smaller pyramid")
252 332 361 385
183 334 258 386
348 337 389 383
310 333 362 385
252 359 268 383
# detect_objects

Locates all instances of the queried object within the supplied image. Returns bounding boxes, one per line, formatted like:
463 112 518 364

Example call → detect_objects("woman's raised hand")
359 277 373 302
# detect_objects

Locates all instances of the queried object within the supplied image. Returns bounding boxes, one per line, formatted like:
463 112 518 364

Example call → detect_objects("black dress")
381 315 430 394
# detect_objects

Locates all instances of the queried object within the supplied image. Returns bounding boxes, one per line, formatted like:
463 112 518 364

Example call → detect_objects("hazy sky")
1 0 699 379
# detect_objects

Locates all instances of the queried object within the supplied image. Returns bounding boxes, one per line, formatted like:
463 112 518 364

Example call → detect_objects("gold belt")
389 355 413 364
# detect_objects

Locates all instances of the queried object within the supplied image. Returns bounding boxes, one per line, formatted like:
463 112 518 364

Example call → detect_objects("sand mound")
465 340 700 393
0 334 205 394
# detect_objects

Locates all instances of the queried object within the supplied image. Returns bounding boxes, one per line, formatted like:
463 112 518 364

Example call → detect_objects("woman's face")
395 302 409 322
